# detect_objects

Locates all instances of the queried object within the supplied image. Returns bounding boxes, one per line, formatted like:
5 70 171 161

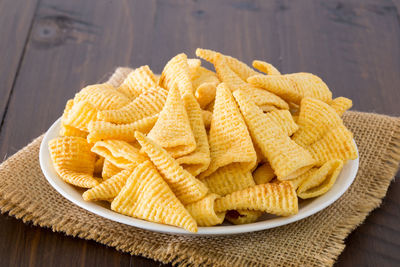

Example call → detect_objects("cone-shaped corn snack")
285 73 332 103
240 87 289 110
135 132 208 205
48 136 98 188
297 159 343 199
252 60 281 75
233 90 315 180
330 97 352 116
185 193 225 226
102 160 122 180
147 86 196 158
213 53 249 91
97 87 168 124
191 66 220 108
83 169 132 201
111 161 198 232
60 99 88 138
117 65 157 100
265 110 298 136
200 83 256 178
64 100 98 132
91 140 148 169
175 93 210 176
201 110 212 129
226 210 263 225
214 182 298 216
253 162 276 185
292 97 342 147
87 114 158 143
203 164 255 196
74 83 130 110
307 124 357 166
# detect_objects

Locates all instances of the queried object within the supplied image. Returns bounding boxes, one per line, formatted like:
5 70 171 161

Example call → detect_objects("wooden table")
1 0 399 266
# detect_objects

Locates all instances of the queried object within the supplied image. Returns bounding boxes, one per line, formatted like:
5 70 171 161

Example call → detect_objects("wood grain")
0 0 399 266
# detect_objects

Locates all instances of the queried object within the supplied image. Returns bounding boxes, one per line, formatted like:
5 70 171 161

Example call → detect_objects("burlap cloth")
0 68 400 267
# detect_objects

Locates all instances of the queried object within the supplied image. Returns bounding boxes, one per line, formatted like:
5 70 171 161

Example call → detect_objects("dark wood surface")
0 0 399 266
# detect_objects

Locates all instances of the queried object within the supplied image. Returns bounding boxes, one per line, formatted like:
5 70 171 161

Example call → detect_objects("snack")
49 49 357 232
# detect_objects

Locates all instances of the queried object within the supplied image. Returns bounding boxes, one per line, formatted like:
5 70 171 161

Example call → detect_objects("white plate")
40 118 359 235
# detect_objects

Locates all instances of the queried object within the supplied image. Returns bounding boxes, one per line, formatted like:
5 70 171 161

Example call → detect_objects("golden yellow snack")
233 90 315 180
135 132 208 205
74 83 131 110
48 136 98 188
265 109 299 136
64 100 98 132
87 114 158 143
293 97 342 147
111 161 198 232
214 182 298 216
196 48 258 81
191 66 220 108
240 87 289 110
117 65 157 100
201 109 212 129
159 53 193 96
188 58 202 72
147 86 196 158
83 169 132 201
200 83 256 179
97 87 168 124
252 60 281 75
94 156 104 175
106 67 134 87
307 124 357 166
259 105 278 113
102 160 122 180
225 210 263 225
213 53 249 91
253 163 275 185
175 93 211 176
330 97 353 116
203 164 255 196
60 100 89 137
285 73 332 104
297 159 343 199
185 193 225 226
91 140 148 169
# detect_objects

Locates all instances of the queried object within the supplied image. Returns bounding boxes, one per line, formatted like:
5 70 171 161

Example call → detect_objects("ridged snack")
87 114 158 143
64 100 98 132
233 89 315 180
265 109 299 136
190 66 220 108
307 124 358 166
93 156 104 175
185 193 225 226
292 97 342 147
159 53 193 96
175 93 211 176
48 136 98 188
59 99 88 138
135 132 208 205
252 60 281 75
111 161 198 232
201 110 212 129
147 86 196 158
225 210 263 225
83 169 132 201
253 163 276 185
91 140 148 169
213 53 249 91
200 83 256 179
102 160 122 180
117 65 157 100
214 182 298 216
239 87 289 110
97 87 168 124
330 97 353 116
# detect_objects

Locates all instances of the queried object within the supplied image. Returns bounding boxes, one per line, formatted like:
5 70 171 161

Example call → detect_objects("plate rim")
40 118 359 235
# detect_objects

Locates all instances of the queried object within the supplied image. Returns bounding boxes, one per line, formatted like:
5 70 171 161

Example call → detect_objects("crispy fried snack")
91 140 148 169
203 164 255 196
97 87 168 124
111 161 198 232
252 60 281 75
240 87 289 110
83 169 132 201
253 163 276 185
175 93 211 176
297 159 344 199
213 53 249 91
48 136 98 188
201 110 212 129
185 193 225 226
285 73 332 103
64 100 98 132
196 48 258 81
106 67 134 87
59 99 88 138
102 159 122 180
292 97 342 147
135 132 208 205
87 114 158 143
265 109 299 136
307 124 357 166
330 97 353 116
200 83 256 179
159 53 194 96
214 182 298 216
225 210 263 225
117 65 157 100
94 156 104 175
147 86 196 158
74 83 131 110
233 90 315 180
191 66 220 108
